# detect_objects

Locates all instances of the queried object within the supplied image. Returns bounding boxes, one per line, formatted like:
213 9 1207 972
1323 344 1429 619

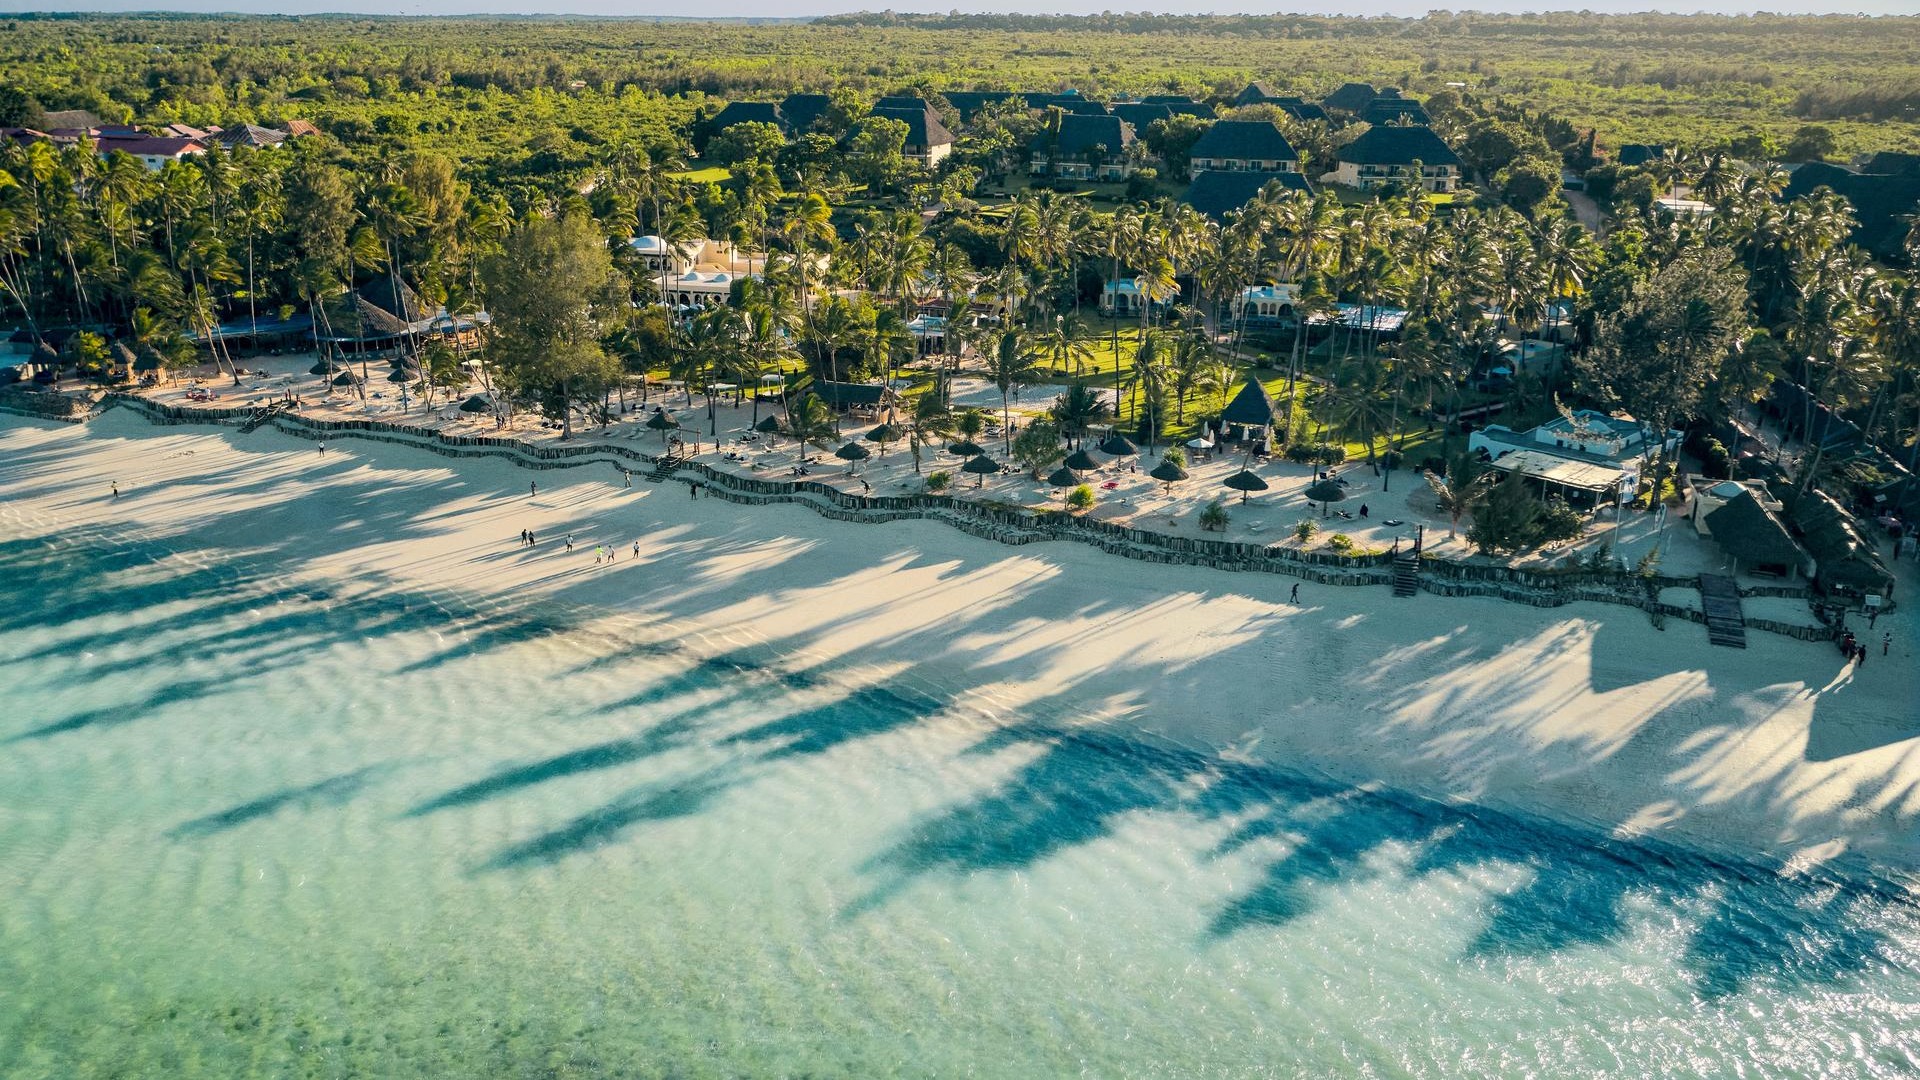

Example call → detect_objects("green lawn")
668 166 734 184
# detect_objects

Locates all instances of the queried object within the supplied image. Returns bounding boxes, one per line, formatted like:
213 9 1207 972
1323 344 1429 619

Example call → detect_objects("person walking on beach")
530 480 538 498
632 541 640 560
527 531 536 547
1883 632 1892 656
110 482 118 499
623 468 632 489
1854 643 1866 668
1289 583 1300 604
565 535 574 552
689 480 698 499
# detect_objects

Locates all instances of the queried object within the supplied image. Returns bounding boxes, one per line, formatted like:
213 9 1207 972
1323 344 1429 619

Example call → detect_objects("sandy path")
5 409 1917 870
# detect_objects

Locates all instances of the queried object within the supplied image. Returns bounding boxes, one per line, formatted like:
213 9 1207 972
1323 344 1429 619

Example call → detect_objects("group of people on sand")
519 528 640 566
1838 629 1890 668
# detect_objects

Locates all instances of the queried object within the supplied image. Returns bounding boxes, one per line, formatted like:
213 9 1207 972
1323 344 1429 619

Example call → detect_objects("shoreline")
26 389 1855 646
4 408 1918 873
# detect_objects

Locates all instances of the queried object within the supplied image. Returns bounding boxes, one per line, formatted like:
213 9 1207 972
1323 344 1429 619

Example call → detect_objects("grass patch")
669 166 734 184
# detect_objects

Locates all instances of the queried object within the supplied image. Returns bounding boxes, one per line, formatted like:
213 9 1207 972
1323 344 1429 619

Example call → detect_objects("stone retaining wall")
81 394 1838 643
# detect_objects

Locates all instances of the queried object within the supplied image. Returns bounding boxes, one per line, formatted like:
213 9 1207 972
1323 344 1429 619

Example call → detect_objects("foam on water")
1 516 1918 1077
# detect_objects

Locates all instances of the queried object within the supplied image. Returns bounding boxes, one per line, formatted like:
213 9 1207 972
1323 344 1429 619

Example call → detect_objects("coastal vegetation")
1 12 1916 563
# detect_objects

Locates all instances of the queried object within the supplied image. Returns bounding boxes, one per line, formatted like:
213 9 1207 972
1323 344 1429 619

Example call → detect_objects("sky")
5 2 1916 15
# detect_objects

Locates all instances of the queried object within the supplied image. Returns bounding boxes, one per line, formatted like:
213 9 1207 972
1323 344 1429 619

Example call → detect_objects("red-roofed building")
96 135 207 170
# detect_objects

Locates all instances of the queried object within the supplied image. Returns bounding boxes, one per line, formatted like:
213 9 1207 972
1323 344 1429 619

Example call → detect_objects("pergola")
1486 449 1623 507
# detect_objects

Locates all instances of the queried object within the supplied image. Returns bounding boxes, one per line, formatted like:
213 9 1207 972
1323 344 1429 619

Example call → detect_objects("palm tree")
1131 329 1171 450
1168 329 1224 423
906 390 954 474
784 392 836 464
1035 315 1095 379
984 326 1040 452
779 193 834 331
1323 357 1397 475
1424 459 1494 540
1048 381 1109 448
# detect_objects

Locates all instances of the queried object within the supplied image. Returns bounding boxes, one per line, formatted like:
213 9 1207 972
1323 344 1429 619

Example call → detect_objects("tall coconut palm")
984 325 1040 452
1424 458 1494 540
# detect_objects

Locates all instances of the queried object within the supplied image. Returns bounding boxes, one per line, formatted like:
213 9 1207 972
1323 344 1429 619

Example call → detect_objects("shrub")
1326 532 1356 554
1379 450 1403 472
1292 518 1318 543
1284 443 1345 465
1198 499 1230 531
1066 483 1095 512
1536 498 1585 544
926 470 952 493
1684 428 1731 478
1163 445 1186 468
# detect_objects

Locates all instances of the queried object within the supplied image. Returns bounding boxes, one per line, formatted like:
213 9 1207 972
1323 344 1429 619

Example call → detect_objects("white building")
631 236 768 308
1469 409 1680 506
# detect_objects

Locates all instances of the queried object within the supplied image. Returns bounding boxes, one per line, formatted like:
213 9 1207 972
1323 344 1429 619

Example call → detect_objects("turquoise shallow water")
2 516 1919 1078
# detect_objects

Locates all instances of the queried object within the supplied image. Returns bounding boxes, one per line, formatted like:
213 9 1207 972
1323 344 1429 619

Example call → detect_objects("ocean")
2 507 1917 1078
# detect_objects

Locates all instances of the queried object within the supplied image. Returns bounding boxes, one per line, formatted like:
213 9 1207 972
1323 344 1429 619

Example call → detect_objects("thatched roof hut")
1704 491 1806 578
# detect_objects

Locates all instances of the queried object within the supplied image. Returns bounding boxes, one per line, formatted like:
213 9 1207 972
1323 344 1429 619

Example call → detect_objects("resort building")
1179 170 1312 221
95 134 206 171
1360 98 1432 127
1229 284 1302 325
1186 120 1300 176
1687 477 1810 580
213 123 290 149
864 104 955 168
1321 81 1382 116
778 93 833 133
1029 114 1136 180
1098 279 1169 318
1324 126 1461 193
1111 102 1174 133
1470 410 1680 507
1141 95 1216 119
708 101 786 135
630 236 770 308
1654 196 1714 220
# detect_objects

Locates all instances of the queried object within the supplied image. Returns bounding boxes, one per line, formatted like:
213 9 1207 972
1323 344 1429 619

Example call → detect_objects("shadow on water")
407 718 696 817
853 723 1918 999
479 773 732 870
7 418 1917 1004
168 766 393 838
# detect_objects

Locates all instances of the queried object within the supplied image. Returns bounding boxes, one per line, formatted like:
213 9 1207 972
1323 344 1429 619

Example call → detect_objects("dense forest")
1 13 1916 569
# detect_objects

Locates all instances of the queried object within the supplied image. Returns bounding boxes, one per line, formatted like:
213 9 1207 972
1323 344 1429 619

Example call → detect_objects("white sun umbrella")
1186 435 1215 450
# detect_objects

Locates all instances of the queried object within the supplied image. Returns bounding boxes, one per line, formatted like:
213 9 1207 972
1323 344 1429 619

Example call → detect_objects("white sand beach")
5 408 1918 869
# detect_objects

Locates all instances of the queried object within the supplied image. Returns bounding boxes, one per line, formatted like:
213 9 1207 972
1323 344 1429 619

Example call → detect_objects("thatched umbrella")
962 453 1001 487
645 408 680 443
459 393 493 414
332 369 361 387
947 439 984 458
865 422 901 460
1224 469 1270 504
1149 459 1189 493
388 366 422 384
1304 478 1347 517
308 360 334 376
1064 448 1100 472
1099 433 1138 457
133 346 167 378
754 414 783 434
834 440 871 473
1047 466 1080 488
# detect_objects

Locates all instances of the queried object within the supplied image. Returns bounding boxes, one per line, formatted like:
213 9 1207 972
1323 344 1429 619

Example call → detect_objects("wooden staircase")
1392 552 1421 598
645 455 683 483
1697 573 1747 648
